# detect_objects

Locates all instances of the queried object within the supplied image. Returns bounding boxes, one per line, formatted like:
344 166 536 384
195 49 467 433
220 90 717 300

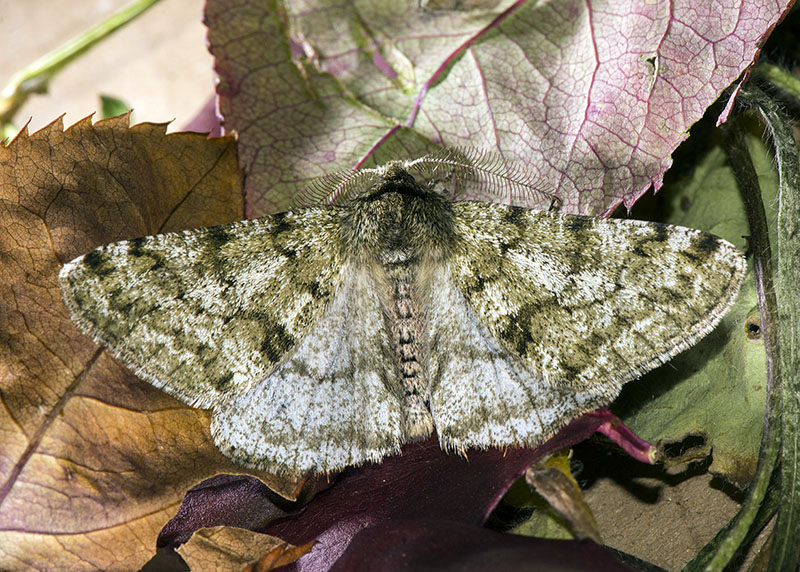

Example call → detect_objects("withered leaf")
0 114 295 570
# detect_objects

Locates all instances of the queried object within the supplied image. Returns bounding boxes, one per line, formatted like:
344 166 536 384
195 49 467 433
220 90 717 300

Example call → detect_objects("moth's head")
366 162 430 201
294 161 429 208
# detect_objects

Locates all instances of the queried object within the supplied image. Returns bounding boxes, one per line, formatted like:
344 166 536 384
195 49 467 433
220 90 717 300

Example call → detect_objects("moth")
59 148 747 475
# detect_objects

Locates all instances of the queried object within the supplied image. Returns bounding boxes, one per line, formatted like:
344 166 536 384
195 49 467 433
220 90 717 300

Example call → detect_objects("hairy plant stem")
746 84 800 572
683 83 799 572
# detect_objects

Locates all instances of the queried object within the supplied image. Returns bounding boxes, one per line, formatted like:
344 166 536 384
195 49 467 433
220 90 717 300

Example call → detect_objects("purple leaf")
158 474 294 548
266 416 607 547
330 520 632 572
159 412 654 569
182 97 224 136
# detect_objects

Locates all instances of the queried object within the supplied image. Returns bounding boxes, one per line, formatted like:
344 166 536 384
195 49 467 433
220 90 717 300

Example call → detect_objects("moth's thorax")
341 168 455 262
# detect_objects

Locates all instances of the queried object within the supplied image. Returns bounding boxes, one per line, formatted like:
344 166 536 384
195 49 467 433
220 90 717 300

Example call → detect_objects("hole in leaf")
745 316 762 340
659 434 711 469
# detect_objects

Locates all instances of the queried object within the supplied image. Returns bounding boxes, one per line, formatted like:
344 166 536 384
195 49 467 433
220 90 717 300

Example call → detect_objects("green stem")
682 83 790 572
701 109 782 572
747 84 800 572
0 0 161 130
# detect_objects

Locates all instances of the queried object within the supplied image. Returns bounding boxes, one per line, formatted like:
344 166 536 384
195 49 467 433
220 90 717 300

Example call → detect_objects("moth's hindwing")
427 203 746 452
210 262 409 474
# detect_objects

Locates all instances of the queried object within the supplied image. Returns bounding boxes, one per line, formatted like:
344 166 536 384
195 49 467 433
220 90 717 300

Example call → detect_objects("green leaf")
99 94 132 120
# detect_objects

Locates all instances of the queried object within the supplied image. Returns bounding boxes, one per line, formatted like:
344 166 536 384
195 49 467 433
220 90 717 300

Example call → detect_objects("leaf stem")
0 0 162 135
714 107 781 572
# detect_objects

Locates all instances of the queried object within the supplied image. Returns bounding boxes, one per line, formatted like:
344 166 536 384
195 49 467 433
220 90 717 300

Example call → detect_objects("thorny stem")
0 0 161 136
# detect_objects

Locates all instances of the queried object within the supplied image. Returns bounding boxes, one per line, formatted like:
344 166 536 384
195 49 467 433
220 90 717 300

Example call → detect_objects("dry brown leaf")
244 540 315 572
178 526 306 572
181 527 312 572
525 451 603 544
0 114 291 570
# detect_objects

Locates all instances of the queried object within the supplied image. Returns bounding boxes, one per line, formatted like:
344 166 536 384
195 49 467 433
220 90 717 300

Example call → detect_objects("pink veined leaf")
206 0 791 216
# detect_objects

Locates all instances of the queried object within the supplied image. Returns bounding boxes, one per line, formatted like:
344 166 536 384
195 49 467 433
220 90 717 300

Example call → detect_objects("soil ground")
576 442 752 570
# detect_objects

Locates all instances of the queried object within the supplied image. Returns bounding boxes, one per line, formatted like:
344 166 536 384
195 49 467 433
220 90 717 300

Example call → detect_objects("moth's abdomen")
384 276 431 436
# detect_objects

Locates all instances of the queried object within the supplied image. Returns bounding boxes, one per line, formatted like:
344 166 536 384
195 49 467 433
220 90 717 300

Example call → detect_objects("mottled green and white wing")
59 212 343 409
428 203 746 452
59 210 407 474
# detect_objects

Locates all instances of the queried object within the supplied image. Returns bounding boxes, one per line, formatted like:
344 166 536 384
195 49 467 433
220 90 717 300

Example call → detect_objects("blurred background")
0 0 214 134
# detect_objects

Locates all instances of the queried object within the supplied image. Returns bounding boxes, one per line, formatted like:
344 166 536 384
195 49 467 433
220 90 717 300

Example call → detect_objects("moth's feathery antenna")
406 146 554 205
294 167 383 207
295 147 553 207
